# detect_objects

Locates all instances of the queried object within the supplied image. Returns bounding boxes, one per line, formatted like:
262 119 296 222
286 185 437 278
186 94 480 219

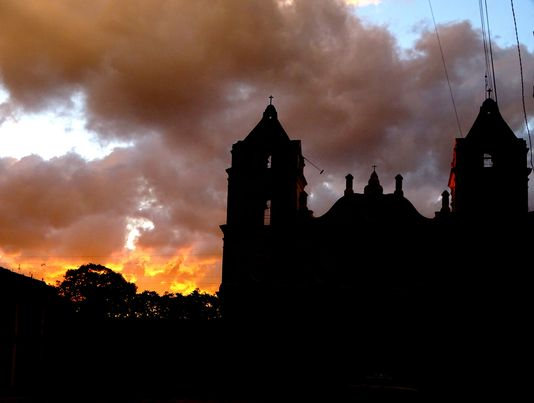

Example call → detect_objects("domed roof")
318 192 429 228
317 170 429 228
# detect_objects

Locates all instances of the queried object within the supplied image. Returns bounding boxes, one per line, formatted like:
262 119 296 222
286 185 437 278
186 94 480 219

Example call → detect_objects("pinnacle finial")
268 95 274 105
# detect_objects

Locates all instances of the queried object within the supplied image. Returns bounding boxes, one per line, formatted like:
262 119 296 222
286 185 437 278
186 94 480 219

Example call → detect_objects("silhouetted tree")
56 263 137 319
139 289 219 320
132 290 169 319
56 264 221 319
182 289 220 320
151 289 220 320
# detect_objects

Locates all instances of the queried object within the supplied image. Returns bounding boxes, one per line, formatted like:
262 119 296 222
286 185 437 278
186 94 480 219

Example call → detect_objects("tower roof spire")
364 168 383 196
262 95 277 120
242 97 289 145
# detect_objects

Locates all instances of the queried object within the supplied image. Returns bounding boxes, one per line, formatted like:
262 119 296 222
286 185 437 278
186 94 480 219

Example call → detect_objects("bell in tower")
448 98 531 219
224 98 308 228
220 98 310 318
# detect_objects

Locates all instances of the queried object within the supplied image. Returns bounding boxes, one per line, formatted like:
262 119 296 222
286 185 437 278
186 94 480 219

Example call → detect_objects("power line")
510 0 533 171
303 156 324 174
427 0 463 137
479 0 491 98
484 0 498 103
479 0 498 102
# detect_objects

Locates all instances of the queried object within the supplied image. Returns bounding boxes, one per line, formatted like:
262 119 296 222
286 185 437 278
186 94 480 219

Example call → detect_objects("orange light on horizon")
0 246 222 295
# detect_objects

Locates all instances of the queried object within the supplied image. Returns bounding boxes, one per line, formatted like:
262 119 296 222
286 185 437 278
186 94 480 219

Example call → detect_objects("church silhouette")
219 97 532 398
220 96 531 318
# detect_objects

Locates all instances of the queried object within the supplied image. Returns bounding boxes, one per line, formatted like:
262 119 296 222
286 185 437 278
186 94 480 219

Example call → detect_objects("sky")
0 0 533 294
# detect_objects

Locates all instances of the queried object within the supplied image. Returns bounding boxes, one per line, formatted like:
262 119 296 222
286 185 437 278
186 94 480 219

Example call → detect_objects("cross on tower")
372 164 377 172
268 95 274 105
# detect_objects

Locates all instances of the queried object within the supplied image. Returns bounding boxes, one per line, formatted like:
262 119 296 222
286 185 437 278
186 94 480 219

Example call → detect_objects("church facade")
220 97 532 322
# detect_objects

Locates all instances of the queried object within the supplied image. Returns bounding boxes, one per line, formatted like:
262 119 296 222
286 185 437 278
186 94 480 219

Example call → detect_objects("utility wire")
479 0 491 98
485 0 498 103
510 0 533 170
428 0 463 137
303 156 324 174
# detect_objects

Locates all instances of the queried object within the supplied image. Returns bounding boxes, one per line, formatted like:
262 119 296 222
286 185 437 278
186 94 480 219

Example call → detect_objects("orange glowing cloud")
0 245 221 296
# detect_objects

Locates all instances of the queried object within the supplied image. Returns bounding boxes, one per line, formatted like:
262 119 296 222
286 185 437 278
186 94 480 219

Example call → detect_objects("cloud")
344 0 382 6
0 0 532 292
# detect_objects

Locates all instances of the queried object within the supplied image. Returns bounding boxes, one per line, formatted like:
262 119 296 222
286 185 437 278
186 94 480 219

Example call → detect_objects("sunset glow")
0 245 221 295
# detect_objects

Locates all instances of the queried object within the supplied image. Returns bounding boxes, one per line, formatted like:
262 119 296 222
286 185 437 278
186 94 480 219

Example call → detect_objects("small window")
483 153 493 168
264 200 271 226
266 155 272 169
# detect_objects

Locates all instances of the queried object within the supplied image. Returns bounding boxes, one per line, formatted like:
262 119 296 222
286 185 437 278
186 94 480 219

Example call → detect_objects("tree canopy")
56 263 137 319
56 263 220 320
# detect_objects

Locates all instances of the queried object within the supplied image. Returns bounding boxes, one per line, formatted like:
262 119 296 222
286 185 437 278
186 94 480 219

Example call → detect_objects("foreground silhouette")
1 264 222 400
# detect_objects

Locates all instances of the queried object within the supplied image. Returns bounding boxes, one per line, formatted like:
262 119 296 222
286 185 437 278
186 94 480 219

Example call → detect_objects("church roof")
464 98 519 147
317 171 429 227
243 103 291 149
318 192 429 228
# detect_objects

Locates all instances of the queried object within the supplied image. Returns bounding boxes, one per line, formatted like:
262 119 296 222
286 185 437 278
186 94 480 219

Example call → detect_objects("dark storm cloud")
0 0 532 290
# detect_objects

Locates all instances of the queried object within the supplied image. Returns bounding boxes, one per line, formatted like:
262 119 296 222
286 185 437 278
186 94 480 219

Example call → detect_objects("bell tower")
220 99 309 318
225 100 308 228
448 98 531 219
